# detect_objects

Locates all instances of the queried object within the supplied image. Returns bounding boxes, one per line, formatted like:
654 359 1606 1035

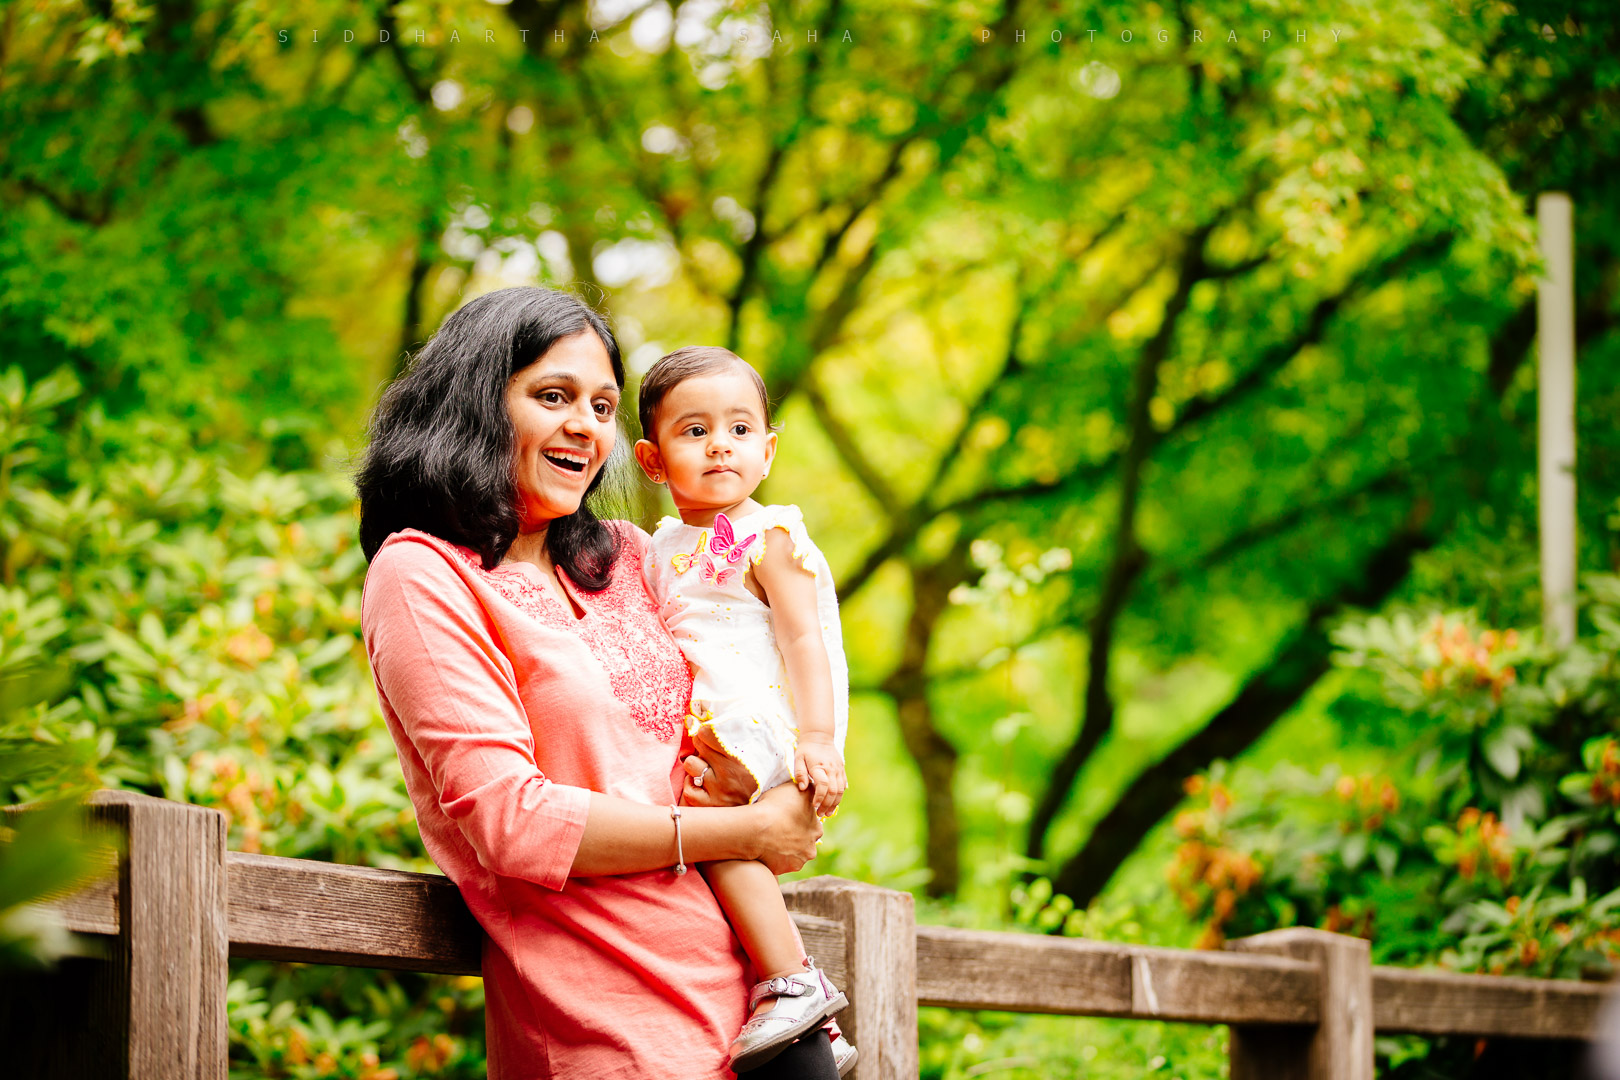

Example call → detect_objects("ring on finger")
692 765 711 789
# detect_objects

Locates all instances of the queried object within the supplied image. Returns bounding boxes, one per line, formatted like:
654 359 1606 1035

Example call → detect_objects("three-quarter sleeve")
362 539 590 890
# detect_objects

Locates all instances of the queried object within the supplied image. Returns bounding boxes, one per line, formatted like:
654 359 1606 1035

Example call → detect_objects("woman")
356 286 841 1079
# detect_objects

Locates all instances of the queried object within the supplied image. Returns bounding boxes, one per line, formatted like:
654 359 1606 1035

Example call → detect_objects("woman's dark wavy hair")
356 286 625 590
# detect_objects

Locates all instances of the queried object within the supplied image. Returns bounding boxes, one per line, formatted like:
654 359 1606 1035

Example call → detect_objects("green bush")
0 365 483 1076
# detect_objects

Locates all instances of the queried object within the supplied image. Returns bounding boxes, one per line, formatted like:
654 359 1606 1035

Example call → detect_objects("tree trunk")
1049 522 1436 906
883 547 969 897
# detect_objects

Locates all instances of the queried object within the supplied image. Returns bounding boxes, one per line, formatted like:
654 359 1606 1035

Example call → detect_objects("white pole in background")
1537 192 1576 648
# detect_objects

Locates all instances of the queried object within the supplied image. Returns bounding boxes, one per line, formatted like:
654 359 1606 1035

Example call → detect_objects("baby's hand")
793 734 846 817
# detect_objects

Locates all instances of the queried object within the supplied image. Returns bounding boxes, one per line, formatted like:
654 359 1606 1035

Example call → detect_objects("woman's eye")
594 400 615 416
539 390 565 404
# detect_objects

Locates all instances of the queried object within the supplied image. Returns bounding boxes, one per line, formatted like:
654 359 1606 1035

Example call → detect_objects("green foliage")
1160 588 1620 975
2 0 1618 1074
0 366 476 1073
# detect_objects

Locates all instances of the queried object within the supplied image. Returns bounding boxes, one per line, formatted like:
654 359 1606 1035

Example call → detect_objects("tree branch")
1049 515 1437 905
1025 219 1217 861
1041 270 1557 905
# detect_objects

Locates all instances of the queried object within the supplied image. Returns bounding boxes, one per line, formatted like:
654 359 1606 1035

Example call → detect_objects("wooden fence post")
1227 928 1374 1080
4 792 230 1080
782 876 918 1080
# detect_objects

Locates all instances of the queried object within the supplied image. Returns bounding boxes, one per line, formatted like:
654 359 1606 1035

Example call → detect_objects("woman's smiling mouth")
543 448 590 473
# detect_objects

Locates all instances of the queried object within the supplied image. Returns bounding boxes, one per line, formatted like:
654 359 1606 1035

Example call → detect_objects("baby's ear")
632 439 664 481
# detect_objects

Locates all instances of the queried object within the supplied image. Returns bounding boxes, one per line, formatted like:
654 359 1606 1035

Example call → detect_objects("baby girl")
635 346 854 1075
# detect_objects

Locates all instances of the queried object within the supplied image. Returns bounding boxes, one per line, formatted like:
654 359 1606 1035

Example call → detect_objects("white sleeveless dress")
643 504 850 798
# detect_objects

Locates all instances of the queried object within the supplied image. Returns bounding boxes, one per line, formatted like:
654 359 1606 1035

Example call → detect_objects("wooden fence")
6 791 1609 1079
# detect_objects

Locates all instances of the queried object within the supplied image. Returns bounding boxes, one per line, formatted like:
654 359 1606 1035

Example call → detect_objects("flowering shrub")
1160 589 1620 984
0 368 484 1077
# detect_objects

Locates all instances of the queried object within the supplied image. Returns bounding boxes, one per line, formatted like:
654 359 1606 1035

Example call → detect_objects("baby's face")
648 366 775 513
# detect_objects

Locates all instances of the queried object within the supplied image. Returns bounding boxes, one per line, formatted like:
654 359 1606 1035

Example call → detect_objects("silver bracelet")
669 804 686 875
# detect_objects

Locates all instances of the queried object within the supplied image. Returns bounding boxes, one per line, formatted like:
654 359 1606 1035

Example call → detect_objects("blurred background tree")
2 0 1616 1076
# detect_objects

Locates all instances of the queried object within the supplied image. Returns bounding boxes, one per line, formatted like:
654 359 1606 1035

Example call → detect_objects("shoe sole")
728 992 849 1074
836 1044 858 1078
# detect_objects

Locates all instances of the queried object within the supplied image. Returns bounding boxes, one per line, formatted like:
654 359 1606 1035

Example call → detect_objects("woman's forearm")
570 794 761 876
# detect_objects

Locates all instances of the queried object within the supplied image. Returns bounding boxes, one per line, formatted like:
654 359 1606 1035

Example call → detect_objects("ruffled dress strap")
748 504 818 574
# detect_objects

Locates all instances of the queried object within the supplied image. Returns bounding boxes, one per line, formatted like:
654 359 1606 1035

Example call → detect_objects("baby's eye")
685 425 707 438
731 423 750 436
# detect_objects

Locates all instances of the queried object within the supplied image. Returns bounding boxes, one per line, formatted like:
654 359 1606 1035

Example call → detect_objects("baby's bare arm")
754 527 845 814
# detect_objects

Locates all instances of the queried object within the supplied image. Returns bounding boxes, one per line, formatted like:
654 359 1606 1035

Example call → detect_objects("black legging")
736 1030 838 1079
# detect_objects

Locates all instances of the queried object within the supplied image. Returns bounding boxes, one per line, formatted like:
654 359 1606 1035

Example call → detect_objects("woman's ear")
633 439 666 483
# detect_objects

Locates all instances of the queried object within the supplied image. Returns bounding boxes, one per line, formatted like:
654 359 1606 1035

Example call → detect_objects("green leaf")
1482 725 1533 780
1342 832 1369 871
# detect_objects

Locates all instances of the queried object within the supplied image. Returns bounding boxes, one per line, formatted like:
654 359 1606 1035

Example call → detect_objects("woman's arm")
364 540 820 884
573 782 820 876
752 527 845 815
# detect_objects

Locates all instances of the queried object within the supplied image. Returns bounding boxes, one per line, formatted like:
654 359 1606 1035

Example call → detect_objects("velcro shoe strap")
748 975 813 1011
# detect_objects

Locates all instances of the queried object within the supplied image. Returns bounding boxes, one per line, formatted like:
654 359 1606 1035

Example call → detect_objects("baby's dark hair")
637 346 772 440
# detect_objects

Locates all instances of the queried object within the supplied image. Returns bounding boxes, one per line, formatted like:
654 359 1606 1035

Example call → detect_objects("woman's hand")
679 726 759 808
750 782 823 875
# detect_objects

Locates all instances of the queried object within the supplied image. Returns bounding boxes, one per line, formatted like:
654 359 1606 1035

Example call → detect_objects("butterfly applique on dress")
708 512 758 565
698 552 737 588
671 531 709 575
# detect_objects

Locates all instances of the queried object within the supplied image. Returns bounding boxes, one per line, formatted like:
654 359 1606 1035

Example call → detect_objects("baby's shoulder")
746 503 808 535
746 505 828 572
647 515 702 552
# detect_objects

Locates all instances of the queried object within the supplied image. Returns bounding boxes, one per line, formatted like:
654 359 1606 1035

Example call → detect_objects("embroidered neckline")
444 541 688 742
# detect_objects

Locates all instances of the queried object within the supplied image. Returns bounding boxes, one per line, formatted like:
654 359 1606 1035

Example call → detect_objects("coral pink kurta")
362 526 750 1080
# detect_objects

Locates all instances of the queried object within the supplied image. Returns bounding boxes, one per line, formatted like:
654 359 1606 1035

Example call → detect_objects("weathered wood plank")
41 871 119 937
916 925 1128 1015
89 789 230 1080
45 850 850 988
1372 966 1607 1039
227 853 482 974
917 926 1319 1026
1229 928 1373 1080
790 912 849 994
785 877 918 1080
32 834 1609 1050
1126 943 1319 1025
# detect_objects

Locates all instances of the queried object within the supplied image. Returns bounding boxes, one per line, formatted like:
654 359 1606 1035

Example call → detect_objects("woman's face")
505 330 621 533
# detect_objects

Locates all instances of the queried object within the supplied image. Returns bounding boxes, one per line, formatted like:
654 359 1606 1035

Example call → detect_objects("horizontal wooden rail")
45 855 1605 1039
916 924 1319 1025
20 793 1613 1080
47 851 851 990
1372 967 1607 1039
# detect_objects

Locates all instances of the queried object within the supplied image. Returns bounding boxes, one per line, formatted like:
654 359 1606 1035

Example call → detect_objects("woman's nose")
562 403 594 435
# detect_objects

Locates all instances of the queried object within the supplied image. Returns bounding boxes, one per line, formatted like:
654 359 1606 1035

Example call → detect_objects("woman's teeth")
543 450 588 473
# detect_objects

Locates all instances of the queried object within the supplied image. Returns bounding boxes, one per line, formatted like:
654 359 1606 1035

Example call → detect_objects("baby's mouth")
543 449 589 473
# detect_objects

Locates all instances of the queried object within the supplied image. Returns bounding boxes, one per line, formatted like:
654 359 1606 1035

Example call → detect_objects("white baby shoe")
831 1031 858 1077
728 958 848 1073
